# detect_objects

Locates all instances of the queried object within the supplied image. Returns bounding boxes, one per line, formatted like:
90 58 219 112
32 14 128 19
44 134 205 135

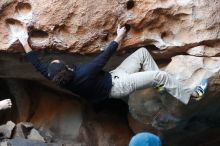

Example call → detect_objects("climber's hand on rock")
6 18 29 47
117 25 127 38
16 27 29 47
17 27 32 53
12 22 32 53
6 18 32 53
114 25 127 43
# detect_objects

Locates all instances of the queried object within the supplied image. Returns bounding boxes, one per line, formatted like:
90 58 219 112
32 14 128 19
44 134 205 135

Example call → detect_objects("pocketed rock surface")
0 0 220 146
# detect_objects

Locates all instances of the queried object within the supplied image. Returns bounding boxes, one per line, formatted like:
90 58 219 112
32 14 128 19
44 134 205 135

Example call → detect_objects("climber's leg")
191 79 209 101
110 70 193 104
112 47 159 74
109 47 207 104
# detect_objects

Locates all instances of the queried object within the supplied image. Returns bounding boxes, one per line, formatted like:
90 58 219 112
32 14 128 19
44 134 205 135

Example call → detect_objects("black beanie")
48 61 66 79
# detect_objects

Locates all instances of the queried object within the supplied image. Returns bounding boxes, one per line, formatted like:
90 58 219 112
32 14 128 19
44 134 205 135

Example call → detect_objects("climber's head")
48 60 74 86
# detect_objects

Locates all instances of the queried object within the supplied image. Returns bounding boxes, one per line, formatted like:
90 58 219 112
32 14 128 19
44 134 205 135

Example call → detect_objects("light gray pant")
109 48 193 104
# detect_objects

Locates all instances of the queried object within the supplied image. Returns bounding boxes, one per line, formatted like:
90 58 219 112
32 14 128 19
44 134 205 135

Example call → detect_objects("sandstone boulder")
13 122 33 138
0 121 15 139
0 0 219 57
0 0 220 146
27 128 45 142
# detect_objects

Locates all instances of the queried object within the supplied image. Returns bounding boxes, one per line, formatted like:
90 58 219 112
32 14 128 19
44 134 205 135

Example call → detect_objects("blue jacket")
26 41 119 103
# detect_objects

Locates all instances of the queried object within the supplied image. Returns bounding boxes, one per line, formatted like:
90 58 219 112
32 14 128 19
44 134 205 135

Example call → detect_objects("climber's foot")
192 79 208 101
155 84 166 94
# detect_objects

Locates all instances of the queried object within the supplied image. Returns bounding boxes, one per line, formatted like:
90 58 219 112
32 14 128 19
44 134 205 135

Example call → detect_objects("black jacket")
26 41 119 103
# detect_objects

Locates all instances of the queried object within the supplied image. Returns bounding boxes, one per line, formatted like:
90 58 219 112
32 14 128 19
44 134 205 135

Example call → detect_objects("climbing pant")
109 47 193 104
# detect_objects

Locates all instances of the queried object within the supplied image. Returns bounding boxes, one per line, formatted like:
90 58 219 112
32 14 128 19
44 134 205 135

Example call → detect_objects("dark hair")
51 68 74 87
48 61 66 79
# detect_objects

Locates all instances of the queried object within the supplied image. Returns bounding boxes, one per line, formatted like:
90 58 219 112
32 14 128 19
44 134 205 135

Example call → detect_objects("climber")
8 18 208 105
0 99 12 111
129 132 162 146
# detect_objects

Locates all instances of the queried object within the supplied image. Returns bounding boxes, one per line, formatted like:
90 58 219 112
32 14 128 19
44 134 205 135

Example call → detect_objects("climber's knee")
154 71 168 85
137 47 149 54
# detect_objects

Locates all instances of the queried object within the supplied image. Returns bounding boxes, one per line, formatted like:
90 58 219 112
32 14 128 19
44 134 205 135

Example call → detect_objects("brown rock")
128 113 159 134
78 107 132 146
187 43 220 57
0 0 220 145
0 0 219 56
6 80 31 122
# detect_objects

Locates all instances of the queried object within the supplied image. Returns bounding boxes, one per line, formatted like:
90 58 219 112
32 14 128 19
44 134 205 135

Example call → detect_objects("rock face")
0 0 219 55
0 76 132 145
129 56 220 145
0 0 220 146
0 121 15 139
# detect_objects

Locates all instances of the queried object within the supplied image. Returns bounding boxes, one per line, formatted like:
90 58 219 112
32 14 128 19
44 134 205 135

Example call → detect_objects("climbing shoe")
155 84 166 94
193 79 208 101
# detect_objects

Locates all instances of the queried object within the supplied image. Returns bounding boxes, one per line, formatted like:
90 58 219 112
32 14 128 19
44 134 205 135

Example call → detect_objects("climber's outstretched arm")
6 18 32 53
8 20 50 79
21 39 49 79
16 25 32 53
21 39 32 53
81 26 127 75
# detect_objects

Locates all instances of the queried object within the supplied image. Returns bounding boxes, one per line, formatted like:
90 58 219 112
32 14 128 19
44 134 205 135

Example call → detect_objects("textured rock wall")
0 0 220 146
0 0 219 55
0 77 132 145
